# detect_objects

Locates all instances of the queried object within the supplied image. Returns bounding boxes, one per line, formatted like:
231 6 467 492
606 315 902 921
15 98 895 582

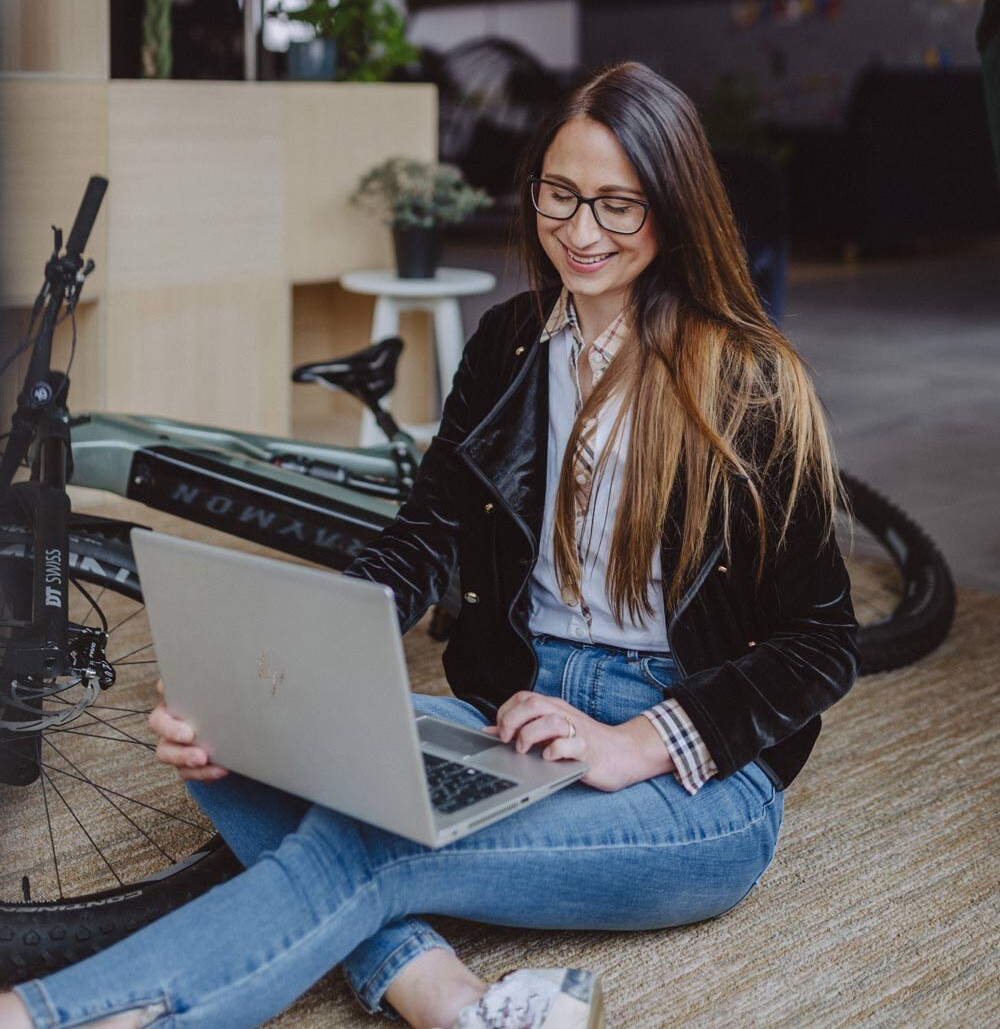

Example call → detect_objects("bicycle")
0 179 955 984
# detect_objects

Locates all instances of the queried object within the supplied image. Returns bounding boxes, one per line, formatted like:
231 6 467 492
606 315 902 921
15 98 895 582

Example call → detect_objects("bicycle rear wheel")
838 471 956 674
0 521 239 985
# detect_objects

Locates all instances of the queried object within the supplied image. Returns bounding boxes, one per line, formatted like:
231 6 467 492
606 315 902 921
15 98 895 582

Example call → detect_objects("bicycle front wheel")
0 521 239 985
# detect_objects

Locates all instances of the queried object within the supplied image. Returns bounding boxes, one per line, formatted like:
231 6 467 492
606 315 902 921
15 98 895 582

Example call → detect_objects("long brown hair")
516 62 842 625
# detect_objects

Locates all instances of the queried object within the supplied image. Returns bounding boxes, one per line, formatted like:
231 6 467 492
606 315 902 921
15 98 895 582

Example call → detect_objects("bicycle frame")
67 412 412 570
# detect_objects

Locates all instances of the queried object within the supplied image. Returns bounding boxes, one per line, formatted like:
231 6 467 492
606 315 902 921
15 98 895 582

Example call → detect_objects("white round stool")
340 267 497 445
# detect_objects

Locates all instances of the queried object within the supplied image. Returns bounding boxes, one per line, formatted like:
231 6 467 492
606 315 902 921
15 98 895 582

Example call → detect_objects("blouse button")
747 640 757 648
717 565 728 574
484 502 494 514
463 591 480 605
514 346 525 356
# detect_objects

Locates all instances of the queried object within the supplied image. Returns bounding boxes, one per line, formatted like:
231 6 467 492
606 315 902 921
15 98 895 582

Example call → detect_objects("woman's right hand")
148 681 229 782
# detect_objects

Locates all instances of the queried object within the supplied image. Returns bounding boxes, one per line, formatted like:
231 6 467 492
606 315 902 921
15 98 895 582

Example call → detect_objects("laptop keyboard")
423 753 516 815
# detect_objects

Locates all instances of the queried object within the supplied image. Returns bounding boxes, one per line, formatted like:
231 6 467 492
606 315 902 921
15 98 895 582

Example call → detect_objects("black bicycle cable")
63 305 78 381
0 284 49 380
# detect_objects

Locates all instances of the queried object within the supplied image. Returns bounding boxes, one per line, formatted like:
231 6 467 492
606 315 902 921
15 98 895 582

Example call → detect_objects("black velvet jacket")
348 290 859 790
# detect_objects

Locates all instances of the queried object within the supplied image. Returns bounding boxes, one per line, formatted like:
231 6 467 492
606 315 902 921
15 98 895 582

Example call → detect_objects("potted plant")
351 157 492 278
271 0 419 82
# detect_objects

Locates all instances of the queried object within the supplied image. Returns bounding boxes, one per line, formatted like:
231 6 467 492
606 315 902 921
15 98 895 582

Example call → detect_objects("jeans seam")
164 883 377 1024
639 656 678 691
558 645 577 705
590 653 605 720
376 799 779 864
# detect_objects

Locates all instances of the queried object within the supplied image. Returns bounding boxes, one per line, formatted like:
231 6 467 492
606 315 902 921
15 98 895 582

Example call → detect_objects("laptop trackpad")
418 717 503 757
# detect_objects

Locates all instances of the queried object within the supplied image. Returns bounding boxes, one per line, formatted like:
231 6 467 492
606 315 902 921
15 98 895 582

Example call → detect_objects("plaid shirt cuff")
642 700 718 795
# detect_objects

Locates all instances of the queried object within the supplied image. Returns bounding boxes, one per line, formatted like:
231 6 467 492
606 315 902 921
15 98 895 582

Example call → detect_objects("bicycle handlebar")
0 177 107 486
65 176 108 259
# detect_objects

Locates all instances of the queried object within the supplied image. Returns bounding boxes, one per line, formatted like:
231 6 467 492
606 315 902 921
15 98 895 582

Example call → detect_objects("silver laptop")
131 530 587 848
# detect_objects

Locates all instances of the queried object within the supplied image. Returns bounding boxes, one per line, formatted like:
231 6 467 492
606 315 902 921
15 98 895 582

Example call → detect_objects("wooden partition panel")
0 0 108 78
105 281 291 434
107 83 287 289
0 81 109 306
282 83 438 282
104 83 289 432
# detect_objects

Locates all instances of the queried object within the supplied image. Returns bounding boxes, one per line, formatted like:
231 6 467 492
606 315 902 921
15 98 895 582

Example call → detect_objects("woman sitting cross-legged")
0 61 857 1029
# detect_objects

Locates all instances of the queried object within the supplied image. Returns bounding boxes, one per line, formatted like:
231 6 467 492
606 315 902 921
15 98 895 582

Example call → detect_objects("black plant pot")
392 226 442 279
287 39 337 80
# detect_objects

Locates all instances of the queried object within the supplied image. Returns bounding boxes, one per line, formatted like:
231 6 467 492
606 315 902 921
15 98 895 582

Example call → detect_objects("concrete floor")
443 235 1000 594
785 243 1000 595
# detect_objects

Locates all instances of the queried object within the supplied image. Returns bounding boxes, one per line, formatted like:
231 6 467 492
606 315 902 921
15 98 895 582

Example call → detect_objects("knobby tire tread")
841 471 956 674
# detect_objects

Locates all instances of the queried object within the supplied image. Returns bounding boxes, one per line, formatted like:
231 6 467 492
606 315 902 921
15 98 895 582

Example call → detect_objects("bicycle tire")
0 520 239 986
839 471 956 674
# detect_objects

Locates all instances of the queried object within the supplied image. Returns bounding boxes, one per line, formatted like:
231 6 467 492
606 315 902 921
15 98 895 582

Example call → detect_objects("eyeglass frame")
527 175 652 235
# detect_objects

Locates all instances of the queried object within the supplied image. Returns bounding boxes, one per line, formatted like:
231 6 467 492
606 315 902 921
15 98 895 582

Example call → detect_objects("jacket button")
484 502 494 514
463 591 480 604
747 640 757 648
514 346 525 356
717 565 728 574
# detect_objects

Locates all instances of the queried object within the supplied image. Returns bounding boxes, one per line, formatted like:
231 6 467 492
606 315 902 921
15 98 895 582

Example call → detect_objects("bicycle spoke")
106 605 145 636
1 734 208 834
110 641 155 664
43 738 177 866
74 583 107 629
67 701 150 718
44 693 151 720
77 706 152 722
39 756 64 899
47 727 155 750
56 702 154 749
40 769 124 888
35 754 208 831
37 690 153 746
69 578 108 632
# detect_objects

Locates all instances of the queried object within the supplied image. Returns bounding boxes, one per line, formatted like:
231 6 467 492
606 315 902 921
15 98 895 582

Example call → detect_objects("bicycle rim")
0 523 239 985
837 471 956 674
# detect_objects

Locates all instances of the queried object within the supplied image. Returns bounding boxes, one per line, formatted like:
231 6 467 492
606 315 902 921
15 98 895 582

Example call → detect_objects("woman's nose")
563 202 604 247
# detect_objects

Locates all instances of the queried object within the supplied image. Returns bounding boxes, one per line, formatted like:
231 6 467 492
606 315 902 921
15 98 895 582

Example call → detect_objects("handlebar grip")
65 175 108 257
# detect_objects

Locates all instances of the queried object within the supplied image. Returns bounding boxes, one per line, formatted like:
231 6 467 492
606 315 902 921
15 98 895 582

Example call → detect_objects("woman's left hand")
484 691 675 792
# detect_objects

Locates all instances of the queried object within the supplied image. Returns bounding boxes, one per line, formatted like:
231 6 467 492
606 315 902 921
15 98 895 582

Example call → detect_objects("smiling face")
536 116 659 336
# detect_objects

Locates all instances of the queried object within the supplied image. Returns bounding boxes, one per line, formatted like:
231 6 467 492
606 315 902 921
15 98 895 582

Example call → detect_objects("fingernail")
177 727 193 743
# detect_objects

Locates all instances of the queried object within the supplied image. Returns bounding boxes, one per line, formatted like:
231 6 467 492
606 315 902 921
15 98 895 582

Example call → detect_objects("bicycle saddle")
292 336 403 403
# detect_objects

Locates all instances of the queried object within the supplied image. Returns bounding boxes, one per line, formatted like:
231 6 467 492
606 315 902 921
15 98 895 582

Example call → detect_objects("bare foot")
383 947 487 1029
0 993 32 1029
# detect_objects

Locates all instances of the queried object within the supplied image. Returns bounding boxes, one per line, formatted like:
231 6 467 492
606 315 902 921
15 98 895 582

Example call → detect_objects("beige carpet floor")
3 502 997 1026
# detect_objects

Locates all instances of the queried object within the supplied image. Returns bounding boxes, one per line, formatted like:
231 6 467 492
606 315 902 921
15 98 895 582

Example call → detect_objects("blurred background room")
4 0 996 589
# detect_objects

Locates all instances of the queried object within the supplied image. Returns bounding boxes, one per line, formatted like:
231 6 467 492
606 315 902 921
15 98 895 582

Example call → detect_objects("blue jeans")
15 637 782 1028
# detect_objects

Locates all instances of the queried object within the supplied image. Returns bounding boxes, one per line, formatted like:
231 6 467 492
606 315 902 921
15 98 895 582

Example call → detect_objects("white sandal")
451 968 604 1029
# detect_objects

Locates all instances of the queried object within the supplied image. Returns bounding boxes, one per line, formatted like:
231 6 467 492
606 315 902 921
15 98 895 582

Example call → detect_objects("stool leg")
431 299 464 411
360 298 403 446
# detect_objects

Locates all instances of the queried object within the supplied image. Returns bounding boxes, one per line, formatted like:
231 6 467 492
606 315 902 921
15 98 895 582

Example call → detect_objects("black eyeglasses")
528 176 651 235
